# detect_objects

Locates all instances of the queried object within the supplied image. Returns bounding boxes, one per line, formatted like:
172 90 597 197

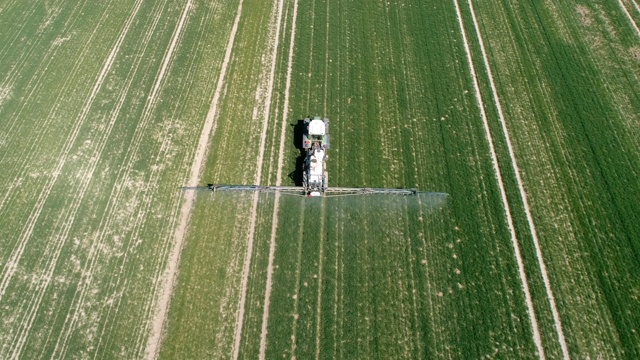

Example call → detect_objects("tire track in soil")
130 3 223 356
304 0 317 112
0 0 62 93
618 0 640 38
452 0 545 357
632 0 640 15
0 0 94 347
0 0 21 16
51 1 176 356
110 2 193 355
1 1 145 357
0 0 65 84
0 0 54 112
45 0 178 354
136 0 233 356
258 0 299 357
466 1 569 357
143 0 253 358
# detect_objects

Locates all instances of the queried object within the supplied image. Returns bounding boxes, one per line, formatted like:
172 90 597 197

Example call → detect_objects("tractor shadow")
288 119 306 186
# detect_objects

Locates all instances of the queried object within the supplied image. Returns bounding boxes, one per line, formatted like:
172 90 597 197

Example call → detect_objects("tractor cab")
302 116 330 150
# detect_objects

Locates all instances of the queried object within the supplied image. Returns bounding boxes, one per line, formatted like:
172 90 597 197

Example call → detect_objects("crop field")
0 0 639 359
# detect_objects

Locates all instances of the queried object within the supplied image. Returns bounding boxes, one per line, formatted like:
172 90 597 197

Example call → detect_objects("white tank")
308 119 325 135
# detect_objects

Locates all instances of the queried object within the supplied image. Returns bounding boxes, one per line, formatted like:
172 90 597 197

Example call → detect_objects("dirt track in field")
142 0 240 358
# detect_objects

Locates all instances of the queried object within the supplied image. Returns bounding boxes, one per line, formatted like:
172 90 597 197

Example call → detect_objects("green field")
1 0 639 359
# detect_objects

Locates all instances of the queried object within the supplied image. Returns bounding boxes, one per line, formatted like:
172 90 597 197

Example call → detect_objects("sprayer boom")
181 116 448 199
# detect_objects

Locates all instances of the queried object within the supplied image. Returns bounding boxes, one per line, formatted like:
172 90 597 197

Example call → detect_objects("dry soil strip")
0 0 142 302
452 0 545 358
466 1 569 357
617 0 640 38
142 0 243 358
258 0 299 358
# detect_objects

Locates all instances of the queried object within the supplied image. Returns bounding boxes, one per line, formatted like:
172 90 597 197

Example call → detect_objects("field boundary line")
466 0 569 357
452 0 546 357
0 0 142 302
141 0 242 358
617 0 640 39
